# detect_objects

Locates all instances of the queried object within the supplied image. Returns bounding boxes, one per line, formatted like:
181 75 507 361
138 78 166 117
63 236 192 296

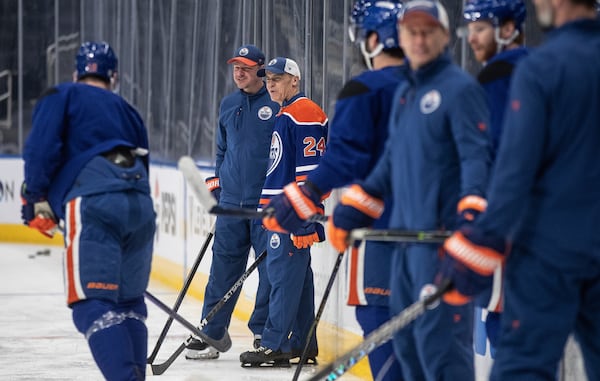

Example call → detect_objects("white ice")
0 243 363 381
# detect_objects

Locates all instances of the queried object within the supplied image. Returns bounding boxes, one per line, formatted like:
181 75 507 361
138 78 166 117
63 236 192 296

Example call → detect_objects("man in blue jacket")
440 0 600 379
186 44 279 359
327 1 492 379
21 41 155 381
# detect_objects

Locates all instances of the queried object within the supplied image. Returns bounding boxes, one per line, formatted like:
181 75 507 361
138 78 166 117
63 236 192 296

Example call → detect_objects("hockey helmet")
463 0 527 31
75 41 118 82
349 0 403 50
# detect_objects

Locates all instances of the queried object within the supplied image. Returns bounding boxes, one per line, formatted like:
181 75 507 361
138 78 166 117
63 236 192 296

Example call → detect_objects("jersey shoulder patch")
337 80 370 101
477 60 515 85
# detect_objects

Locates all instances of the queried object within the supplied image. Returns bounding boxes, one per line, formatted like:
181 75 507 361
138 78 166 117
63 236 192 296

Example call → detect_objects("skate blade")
241 360 291 368
185 352 220 360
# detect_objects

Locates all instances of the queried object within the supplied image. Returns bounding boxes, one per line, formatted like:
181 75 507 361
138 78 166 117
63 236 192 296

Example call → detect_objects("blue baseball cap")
227 44 265 66
400 0 449 31
257 57 302 80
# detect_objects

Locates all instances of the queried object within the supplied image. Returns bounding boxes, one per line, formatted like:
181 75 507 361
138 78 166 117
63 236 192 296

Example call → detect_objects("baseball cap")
400 0 449 31
227 44 265 66
257 57 302 80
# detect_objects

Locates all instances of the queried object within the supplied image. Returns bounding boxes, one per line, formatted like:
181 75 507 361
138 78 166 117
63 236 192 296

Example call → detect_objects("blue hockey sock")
72 299 146 381
116 297 148 378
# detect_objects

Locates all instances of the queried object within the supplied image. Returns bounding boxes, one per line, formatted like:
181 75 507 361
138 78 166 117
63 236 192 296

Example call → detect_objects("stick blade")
178 156 217 212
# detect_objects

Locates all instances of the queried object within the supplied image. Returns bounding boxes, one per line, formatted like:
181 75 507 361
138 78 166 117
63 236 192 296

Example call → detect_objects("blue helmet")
463 0 526 31
75 41 118 82
349 1 403 50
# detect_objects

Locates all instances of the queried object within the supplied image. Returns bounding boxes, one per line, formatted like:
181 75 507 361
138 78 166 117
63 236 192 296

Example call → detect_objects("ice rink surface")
0 243 363 381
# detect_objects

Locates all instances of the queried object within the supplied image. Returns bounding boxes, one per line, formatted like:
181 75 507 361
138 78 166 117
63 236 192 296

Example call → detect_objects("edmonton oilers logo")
258 106 273 121
239 47 249 56
270 233 281 249
420 90 441 114
266 132 283 177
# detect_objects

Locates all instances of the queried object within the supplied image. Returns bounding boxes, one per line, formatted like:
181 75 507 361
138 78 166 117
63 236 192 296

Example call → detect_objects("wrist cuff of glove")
443 231 504 276
341 184 384 219
205 177 220 192
283 182 321 219
457 195 487 214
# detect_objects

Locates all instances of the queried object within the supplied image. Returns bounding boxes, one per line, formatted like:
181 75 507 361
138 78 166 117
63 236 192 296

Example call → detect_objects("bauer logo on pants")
269 233 281 249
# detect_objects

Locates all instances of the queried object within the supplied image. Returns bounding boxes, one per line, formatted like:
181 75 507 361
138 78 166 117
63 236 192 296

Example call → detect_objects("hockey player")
463 0 528 351
438 0 600 379
326 1 492 379
239 57 328 367
186 44 278 359
464 0 528 155
256 1 405 379
21 41 155 380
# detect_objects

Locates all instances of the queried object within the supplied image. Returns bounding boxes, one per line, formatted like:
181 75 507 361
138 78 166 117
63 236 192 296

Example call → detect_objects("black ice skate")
290 348 318 365
239 346 291 368
185 337 219 360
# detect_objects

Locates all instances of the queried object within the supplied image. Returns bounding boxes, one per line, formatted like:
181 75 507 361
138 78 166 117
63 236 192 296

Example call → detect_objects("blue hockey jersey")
23 83 149 220
259 93 328 208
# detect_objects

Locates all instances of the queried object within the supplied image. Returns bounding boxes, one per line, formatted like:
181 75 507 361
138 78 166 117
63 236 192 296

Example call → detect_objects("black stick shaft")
292 252 344 381
147 226 214 364
148 250 267 375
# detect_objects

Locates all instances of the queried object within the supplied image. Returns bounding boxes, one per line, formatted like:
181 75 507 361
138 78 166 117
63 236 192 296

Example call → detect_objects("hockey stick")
149 249 268 375
307 279 453 381
349 228 451 243
292 251 344 381
178 156 327 222
147 221 216 365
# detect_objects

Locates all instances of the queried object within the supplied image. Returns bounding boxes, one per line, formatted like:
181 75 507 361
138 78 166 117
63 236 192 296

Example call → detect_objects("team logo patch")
268 58 278 66
266 132 283 177
420 90 441 114
258 106 273 121
270 233 281 249
239 47 249 56
419 283 440 310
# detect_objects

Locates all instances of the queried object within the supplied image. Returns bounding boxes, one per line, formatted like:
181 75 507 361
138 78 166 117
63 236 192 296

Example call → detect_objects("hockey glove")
291 222 326 249
262 181 324 234
21 184 57 238
437 227 506 305
205 176 221 202
327 184 384 253
457 195 487 227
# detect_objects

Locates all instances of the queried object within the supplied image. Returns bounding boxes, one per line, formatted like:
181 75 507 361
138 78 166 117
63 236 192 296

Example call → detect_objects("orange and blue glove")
263 181 324 233
21 183 57 238
457 195 487 227
327 184 384 253
437 226 506 305
291 222 326 249
205 176 221 202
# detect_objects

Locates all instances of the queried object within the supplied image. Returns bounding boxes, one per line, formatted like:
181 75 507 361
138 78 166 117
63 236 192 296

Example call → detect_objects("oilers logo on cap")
239 47 249 56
